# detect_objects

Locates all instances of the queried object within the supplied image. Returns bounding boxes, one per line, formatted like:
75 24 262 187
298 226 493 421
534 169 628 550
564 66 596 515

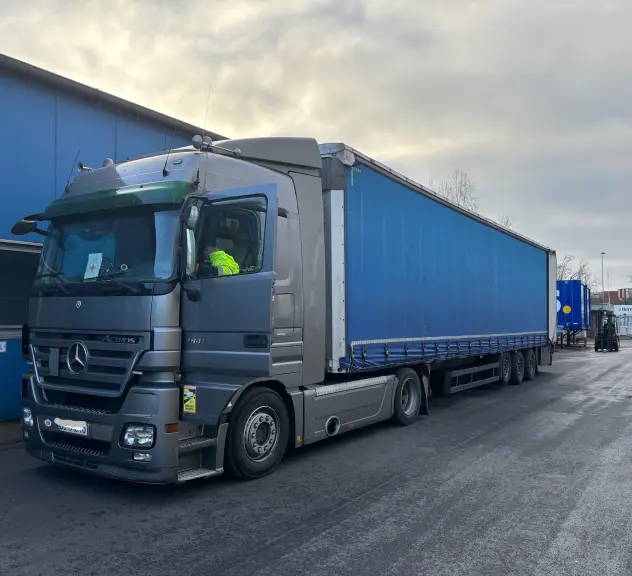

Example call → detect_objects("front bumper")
21 373 182 484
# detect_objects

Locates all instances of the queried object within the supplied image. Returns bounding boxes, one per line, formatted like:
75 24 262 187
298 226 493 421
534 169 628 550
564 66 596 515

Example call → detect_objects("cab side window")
195 196 267 278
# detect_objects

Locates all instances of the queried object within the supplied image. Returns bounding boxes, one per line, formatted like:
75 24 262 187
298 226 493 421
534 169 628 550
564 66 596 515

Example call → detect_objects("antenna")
202 81 212 136
64 150 81 193
162 128 176 177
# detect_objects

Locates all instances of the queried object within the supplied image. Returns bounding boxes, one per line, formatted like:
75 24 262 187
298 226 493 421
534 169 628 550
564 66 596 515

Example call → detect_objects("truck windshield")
35 205 180 288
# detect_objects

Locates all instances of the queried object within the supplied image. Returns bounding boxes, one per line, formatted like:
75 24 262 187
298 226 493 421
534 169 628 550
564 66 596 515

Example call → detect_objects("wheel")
224 387 290 479
614 341 620 352
391 368 423 426
594 340 599 352
523 349 536 381
499 352 511 386
510 351 524 385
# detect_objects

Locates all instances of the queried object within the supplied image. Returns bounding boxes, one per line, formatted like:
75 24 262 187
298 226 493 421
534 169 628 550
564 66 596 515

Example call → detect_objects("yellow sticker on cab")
183 385 197 414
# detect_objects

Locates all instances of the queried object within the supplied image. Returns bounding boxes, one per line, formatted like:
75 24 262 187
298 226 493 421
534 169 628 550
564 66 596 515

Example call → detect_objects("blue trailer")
556 279 591 347
321 143 557 395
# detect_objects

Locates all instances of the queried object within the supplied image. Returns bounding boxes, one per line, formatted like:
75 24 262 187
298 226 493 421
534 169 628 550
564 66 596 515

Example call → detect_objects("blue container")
557 280 589 330
0 339 26 421
341 162 551 369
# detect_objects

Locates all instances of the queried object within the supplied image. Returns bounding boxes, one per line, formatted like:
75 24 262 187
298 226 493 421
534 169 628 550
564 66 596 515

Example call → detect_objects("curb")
0 421 22 448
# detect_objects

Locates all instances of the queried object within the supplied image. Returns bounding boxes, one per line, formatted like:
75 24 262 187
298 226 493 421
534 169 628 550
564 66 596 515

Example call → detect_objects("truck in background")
13 135 557 483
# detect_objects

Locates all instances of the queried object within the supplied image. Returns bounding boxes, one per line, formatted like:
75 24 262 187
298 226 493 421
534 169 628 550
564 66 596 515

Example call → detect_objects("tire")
523 349 536 381
224 387 290 480
510 351 525 385
499 352 512 386
614 341 620 352
594 340 599 352
391 368 423 426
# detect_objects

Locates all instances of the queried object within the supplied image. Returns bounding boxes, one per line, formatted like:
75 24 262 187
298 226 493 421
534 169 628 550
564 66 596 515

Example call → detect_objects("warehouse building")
0 53 225 421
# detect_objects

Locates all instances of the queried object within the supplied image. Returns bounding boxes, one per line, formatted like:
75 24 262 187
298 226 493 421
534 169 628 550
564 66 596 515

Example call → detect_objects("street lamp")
601 252 605 306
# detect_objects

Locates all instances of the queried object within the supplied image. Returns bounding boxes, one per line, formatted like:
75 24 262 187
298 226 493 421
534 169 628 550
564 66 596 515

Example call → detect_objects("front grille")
31 330 147 396
43 389 124 414
42 430 110 456
51 442 105 457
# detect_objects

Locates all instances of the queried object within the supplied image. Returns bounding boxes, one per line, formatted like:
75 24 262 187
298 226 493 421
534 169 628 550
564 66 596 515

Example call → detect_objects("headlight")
22 408 33 428
121 424 155 449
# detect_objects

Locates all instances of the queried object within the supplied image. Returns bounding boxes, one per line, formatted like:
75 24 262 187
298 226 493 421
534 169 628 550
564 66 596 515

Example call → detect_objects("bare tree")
557 254 574 280
557 254 599 289
435 169 478 212
499 214 512 229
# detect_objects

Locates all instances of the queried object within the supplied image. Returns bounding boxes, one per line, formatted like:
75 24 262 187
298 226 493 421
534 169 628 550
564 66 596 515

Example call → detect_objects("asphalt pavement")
3 344 632 576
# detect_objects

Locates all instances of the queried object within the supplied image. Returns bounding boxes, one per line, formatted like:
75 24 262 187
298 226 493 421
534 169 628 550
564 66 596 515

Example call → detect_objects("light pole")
601 252 606 306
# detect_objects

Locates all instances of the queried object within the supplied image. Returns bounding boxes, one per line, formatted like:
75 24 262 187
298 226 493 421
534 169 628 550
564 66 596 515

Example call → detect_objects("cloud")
1 0 631 285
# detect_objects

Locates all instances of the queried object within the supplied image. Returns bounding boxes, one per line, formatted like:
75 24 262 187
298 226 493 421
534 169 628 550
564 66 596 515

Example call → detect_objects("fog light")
22 408 33 428
133 452 152 462
122 424 155 449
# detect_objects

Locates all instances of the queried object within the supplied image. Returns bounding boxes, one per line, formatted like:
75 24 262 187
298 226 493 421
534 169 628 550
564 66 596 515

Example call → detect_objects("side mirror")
11 218 47 237
184 204 200 230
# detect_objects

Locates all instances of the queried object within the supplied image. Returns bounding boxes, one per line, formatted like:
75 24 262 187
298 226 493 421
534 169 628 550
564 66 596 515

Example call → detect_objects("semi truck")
12 135 557 483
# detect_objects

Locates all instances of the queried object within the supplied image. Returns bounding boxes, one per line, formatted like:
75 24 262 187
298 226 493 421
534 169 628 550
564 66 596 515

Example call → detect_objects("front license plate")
54 418 89 437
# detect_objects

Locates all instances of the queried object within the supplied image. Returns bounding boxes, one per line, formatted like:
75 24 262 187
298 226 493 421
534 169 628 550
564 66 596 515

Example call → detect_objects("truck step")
177 467 223 483
178 436 217 455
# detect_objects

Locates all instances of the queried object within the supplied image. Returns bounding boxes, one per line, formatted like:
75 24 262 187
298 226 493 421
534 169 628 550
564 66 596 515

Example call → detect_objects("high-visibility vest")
209 250 239 275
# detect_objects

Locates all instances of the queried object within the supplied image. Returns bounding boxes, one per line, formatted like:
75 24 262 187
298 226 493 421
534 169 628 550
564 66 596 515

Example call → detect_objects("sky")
1 0 631 288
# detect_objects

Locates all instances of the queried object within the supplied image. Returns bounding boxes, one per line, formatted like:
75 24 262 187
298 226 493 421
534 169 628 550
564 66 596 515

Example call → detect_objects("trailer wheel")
510 351 525 385
523 349 536 381
392 368 422 426
499 352 512 386
224 387 290 480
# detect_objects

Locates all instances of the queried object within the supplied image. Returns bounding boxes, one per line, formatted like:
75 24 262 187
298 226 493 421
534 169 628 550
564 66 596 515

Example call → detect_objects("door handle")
244 334 268 349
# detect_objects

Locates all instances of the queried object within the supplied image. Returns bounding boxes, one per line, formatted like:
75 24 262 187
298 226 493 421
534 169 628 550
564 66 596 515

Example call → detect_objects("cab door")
180 183 278 380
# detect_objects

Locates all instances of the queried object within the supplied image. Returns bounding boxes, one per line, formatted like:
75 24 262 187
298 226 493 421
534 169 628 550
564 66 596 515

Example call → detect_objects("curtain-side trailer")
15 136 556 483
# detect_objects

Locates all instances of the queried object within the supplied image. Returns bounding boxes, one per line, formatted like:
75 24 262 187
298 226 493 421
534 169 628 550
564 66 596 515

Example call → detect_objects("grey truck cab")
14 135 330 483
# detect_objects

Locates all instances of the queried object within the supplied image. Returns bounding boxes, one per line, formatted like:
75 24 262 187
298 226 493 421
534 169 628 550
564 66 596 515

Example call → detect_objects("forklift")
595 309 620 352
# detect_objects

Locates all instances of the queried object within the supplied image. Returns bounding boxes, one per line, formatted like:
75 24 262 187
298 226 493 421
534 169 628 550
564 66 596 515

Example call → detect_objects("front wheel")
225 387 290 480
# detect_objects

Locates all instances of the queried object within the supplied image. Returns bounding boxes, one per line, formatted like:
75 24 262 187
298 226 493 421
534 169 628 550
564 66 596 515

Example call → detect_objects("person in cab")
204 244 240 276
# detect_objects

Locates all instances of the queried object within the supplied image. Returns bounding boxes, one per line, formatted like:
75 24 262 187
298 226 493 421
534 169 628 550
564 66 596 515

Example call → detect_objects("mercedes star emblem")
67 341 89 375
76 300 82 309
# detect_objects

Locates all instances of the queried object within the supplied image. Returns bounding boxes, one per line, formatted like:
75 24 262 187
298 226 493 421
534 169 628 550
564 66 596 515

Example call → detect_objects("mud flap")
542 343 553 366
420 374 429 415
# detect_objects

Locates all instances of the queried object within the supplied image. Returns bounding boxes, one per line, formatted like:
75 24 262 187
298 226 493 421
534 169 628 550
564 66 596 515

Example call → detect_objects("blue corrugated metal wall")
0 72 196 421
0 339 24 421
343 163 549 369
0 73 192 241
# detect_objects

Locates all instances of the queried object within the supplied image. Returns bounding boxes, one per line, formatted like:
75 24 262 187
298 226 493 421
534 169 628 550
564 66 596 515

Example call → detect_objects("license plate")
54 418 89 437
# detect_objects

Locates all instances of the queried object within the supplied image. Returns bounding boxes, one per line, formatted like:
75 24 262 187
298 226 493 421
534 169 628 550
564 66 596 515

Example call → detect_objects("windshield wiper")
36 272 70 294
98 271 141 295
